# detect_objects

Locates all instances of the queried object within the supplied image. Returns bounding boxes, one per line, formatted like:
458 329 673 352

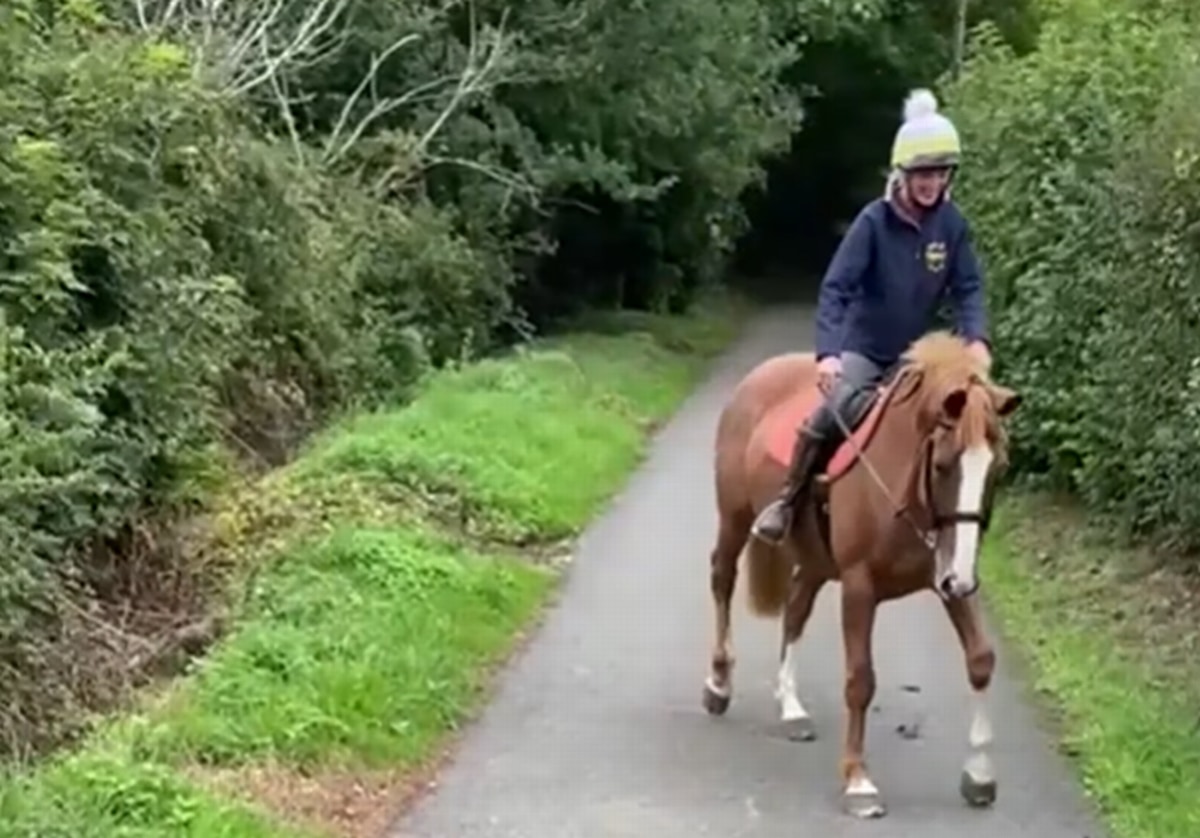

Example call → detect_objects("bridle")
921 418 994 534
826 382 996 553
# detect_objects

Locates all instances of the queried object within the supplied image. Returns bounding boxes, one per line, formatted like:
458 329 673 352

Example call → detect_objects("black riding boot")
751 413 845 546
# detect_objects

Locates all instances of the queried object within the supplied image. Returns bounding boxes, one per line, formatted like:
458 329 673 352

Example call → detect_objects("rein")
826 403 938 551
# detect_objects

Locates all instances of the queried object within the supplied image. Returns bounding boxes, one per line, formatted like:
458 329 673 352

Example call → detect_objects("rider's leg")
751 354 886 545
750 398 844 545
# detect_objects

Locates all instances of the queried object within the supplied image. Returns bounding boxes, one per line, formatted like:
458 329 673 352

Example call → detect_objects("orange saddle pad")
764 381 894 482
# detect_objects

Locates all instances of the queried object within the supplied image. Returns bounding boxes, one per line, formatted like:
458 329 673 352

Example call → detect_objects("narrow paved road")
391 308 1104 838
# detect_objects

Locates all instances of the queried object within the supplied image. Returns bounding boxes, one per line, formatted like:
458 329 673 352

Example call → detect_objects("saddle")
764 371 906 552
764 372 904 483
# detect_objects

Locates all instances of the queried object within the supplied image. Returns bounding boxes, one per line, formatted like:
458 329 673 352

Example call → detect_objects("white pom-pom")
903 88 939 122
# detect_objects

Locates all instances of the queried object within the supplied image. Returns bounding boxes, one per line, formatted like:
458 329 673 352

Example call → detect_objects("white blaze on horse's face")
936 443 993 599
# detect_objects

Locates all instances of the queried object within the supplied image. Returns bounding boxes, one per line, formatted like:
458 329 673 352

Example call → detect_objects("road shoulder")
983 490 1200 838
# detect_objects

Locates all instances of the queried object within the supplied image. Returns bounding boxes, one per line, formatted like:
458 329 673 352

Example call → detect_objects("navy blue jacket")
814 196 989 364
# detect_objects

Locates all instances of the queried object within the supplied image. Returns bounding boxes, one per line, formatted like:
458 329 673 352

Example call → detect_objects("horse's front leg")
943 594 999 807
775 569 825 741
839 573 885 818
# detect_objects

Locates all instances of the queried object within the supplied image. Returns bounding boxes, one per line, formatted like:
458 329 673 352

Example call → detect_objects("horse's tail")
744 538 790 617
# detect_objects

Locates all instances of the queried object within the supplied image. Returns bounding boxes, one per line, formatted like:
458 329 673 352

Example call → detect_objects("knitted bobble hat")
890 88 961 171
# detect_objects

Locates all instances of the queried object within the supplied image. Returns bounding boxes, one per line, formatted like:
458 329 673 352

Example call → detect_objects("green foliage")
133 304 730 772
982 495 1200 838
0 307 735 835
0 7 509 756
947 3 1200 550
137 307 729 768
143 526 552 768
0 748 298 838
269 0 806 321
291 334 699 543
735 0 1041 275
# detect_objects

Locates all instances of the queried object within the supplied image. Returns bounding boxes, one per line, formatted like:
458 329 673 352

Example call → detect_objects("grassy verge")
0 295 748 838
982 491 1200 838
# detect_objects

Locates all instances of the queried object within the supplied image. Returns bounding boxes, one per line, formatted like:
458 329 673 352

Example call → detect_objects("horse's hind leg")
703 507 751 716
942 594 998 808
776 568 825 741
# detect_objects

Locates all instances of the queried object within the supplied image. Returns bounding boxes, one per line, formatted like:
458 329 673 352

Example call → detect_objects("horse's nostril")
938 575 956 597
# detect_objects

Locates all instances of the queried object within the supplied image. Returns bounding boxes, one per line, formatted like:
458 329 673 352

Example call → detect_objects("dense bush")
947 1 1200 551
0 5 505 754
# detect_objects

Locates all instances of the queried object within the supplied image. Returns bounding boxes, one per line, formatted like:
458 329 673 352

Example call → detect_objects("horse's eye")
933 447 957 473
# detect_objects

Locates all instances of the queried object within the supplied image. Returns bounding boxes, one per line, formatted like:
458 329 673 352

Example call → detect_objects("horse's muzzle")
936 571 979 600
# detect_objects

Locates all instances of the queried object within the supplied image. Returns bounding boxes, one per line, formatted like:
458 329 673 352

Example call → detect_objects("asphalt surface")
391 307 1105 838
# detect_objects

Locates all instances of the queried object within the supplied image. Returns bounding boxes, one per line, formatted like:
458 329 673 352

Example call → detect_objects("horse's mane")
898 331 993 448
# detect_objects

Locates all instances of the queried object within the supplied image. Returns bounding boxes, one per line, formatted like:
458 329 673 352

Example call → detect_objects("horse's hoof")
959 770 997 808
782 716 817 741
843 791 887 819
702 682 731 716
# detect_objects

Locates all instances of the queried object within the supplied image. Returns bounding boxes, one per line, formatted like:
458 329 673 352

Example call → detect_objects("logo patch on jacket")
923 241 947 273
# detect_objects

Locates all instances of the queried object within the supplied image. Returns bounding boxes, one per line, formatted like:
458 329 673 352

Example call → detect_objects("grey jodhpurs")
805 351 890 440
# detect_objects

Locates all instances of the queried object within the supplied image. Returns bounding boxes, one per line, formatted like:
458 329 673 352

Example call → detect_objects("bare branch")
321 0 514 167
120 0 354 100
418 154 539 198
120 0 528 194
320 32 425 165
159 0 187 29
413 6 512 159
264 35 307 166
229 0 352 96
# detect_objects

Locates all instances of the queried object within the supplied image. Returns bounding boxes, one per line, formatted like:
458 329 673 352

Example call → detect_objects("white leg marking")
951 445 994 590
964 689 995 782
705 675 731 698
775 643 810 721
846 774 880 796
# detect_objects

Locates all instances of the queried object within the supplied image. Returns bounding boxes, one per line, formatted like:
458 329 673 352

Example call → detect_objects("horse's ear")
941 387 968 421
990 385 1021 417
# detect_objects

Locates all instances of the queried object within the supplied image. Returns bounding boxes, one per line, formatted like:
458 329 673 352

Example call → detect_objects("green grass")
143 526 552 768
0 299 746 837
982 493 1200 838
290 329 723 544
0 747 304 838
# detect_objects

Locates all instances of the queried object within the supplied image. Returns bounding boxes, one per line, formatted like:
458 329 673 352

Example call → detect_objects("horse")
701 330 1021 819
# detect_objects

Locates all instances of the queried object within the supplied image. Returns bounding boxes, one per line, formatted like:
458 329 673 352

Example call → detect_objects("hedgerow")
0 3 505 755
947 1 1200 551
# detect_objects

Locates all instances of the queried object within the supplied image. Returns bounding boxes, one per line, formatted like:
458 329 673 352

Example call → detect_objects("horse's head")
894 333 1021 599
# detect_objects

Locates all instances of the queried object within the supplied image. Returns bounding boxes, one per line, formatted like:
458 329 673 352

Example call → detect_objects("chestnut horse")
701 331 1020 818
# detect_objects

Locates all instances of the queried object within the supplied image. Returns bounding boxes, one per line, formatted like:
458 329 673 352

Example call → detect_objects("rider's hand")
817 355 842 395
966 340 992 372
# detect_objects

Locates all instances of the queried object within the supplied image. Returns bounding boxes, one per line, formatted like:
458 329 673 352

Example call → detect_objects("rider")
751 88 993 546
